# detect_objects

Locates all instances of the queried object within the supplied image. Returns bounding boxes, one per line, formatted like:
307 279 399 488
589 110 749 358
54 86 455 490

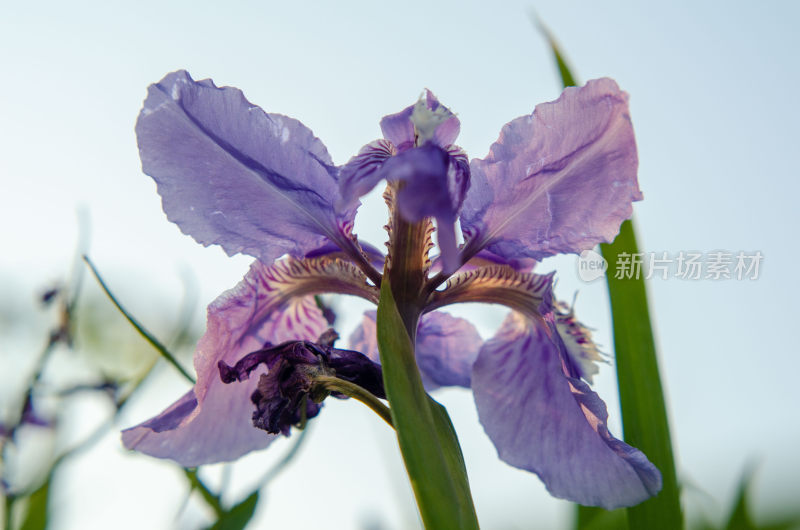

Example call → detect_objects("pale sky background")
2 1 799 528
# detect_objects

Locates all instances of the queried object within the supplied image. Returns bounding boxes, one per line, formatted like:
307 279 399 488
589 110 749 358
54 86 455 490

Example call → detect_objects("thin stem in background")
83 255 196 385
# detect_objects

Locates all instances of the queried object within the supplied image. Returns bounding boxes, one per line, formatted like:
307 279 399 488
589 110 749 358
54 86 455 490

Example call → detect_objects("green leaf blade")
575 505 628 530
601 221 682 530
209 492 259 530
534 17 578 88
376 280 478 529
19 480 49 530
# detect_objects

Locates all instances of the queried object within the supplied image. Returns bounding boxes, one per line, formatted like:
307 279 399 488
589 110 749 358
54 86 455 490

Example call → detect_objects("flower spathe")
124 70 660 508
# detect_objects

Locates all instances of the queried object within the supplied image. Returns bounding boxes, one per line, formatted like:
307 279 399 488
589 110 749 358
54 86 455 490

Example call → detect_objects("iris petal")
415 311 481 388
136 70 356 265
348 310 480 390
386 146 464 274
340 92 468 274
461 78 641 263
471 312 661 508
379 89 460 151
121 257 376 466
338 139 395 211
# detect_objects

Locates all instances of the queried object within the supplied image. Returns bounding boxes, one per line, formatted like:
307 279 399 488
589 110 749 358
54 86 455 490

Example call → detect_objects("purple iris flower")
123 70 660 509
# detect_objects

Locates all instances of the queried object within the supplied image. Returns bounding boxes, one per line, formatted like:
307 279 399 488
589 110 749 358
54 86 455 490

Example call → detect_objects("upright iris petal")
460 78 642 263
339 91 470 273
136 70 357 265
379 89 461 151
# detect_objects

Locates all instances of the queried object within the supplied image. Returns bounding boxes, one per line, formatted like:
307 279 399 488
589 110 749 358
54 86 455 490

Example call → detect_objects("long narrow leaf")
19 480 49 530
210 492 259 530
536 22 682 530
376 280 479 529
533 15 578 88
575 505 627 530
602 222 682 529
724 466 756 530
427 396 476 515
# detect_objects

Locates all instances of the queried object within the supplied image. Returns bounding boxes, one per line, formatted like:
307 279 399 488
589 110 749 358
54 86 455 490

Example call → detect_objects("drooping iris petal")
471 312 661 509
348 310 380 363
348 310 480 389
122 260 335 466
426 267 554 323
466 249 537 272
192 257 377 402
136 70 356 265
461 78 642 263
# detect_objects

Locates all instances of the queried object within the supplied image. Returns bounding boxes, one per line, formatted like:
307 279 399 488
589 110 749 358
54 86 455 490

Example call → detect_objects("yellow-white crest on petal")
410 93 454 144
555 300 607 384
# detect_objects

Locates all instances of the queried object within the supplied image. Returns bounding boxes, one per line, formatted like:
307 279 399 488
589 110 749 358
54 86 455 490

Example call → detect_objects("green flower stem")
185 468 225 518
314 376 394 428
4 494 13 530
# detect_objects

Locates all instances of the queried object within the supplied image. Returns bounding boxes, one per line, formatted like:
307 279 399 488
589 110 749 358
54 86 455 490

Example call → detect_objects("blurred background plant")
1 217 321 530
1 217 181 528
